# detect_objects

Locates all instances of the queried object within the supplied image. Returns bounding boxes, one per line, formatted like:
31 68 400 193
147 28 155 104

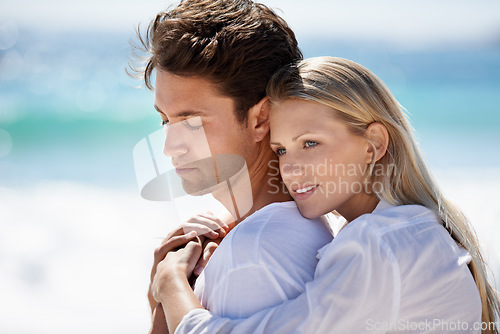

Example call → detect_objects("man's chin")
181 178 213 196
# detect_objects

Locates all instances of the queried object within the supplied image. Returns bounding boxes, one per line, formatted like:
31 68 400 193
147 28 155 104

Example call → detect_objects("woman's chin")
297 205 320 220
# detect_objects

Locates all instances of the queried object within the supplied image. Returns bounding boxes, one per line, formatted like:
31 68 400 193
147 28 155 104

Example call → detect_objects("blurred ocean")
1 28 500 333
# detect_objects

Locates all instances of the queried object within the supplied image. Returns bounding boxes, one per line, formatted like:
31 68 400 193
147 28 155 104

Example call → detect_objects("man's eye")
276 148 286 156
184 117 203 130
304 141 318 148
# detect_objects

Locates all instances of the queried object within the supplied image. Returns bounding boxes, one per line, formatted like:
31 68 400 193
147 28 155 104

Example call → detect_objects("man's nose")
163 125 188 158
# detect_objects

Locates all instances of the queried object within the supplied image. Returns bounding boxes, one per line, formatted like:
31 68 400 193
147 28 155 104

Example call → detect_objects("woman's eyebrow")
270 131 315 146
292 132 311 141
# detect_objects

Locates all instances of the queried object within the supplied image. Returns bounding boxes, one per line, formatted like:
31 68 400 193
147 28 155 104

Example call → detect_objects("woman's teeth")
296 185 316 194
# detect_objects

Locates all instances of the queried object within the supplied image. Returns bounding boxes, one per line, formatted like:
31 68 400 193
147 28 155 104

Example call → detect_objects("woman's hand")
181 212 230 238
151 212 228 282
148 212 229 311
150 240 206 334
151 239 203 304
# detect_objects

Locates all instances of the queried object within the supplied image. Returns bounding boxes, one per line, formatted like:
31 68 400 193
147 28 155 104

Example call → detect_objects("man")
132 0 332 332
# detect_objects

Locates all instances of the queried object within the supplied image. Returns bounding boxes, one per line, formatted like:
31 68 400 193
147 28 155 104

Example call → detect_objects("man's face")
154 70 253 194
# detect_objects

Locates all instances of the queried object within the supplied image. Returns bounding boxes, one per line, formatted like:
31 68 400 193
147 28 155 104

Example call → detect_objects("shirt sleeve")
200 204 333 319
175 221 401 334
205 263 297 318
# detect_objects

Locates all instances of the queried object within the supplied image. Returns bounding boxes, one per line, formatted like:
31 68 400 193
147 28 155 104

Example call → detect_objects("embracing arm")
151 208 333 333
157 268 204 333
151 240 206 333
149 304 168 334
148 214 228 334
148 213 228 312
175 232 401 334
150 238 305 333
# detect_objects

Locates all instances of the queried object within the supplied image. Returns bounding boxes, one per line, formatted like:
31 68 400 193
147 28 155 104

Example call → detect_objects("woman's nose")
280 157 304 179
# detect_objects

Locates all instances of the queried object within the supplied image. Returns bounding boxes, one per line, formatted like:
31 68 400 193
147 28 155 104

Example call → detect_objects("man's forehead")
154 72 236 119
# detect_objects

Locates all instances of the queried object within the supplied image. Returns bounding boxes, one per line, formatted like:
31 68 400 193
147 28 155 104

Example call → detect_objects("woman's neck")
338 193 380 223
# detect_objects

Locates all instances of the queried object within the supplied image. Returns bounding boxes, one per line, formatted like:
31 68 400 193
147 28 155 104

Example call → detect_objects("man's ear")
365 122 389 163
247 97 270 143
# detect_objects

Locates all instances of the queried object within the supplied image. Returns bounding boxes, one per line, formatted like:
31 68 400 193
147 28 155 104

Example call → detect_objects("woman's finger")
193 237 222 276
185 215 228 236
159 225 185 246
182 221 222 239
154 231 198 261
183 239 204 276
151 231 198 282
197 213 229 231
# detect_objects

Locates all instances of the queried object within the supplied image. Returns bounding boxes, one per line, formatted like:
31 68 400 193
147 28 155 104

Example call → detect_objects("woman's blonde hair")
267 56 499 333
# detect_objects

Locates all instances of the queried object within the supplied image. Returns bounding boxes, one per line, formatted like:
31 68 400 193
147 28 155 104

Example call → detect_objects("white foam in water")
1 170 499 333
0 182 176 334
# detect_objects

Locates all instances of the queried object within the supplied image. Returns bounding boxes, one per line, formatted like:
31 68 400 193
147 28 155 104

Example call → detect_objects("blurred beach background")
1 0 499 332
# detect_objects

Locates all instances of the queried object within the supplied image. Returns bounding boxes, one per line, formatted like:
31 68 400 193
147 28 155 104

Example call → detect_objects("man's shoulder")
227 201 332 258
237 201 324 235
245 201 301 222
211 201 332 281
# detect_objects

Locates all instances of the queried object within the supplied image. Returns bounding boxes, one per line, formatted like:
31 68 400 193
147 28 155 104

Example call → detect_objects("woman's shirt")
177 201 482 334
193 201 334 319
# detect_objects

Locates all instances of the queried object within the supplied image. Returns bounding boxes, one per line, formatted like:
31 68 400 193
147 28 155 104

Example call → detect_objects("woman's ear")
365 122 389 163
247 97 270 143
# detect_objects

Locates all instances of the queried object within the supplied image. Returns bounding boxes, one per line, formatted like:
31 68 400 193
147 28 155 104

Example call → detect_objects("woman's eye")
275 148 286 156
304 140 318 149
161 120 169 126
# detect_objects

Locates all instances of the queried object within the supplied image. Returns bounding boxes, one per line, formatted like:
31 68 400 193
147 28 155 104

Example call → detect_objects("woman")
152 57 500 333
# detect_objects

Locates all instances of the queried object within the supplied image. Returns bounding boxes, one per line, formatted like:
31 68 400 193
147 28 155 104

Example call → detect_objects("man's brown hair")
131 0 302 122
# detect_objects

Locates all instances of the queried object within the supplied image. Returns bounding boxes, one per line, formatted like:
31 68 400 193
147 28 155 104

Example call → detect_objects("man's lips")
175 167 197 175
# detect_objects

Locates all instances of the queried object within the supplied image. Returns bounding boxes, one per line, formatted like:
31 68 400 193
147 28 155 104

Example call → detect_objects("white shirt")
177 201 482 334
193 201 333 319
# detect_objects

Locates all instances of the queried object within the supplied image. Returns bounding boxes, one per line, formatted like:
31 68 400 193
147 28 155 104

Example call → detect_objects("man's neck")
209 138 292 229
246 139 292 217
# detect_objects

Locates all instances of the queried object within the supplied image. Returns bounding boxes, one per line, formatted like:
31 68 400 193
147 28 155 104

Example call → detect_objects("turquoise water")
1 31 500 189
1 32 499 189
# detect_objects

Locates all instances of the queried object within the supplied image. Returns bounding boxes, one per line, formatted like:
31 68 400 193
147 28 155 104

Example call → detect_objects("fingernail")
187 231 197 238
210 231 218 238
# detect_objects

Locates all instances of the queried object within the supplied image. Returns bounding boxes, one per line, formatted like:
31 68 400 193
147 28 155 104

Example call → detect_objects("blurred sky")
2 0 500 49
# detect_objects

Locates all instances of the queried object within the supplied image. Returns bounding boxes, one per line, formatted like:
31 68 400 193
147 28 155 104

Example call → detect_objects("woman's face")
269 98 374 220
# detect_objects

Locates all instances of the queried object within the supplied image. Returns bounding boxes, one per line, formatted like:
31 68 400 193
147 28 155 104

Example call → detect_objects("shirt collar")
372 198 394 214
